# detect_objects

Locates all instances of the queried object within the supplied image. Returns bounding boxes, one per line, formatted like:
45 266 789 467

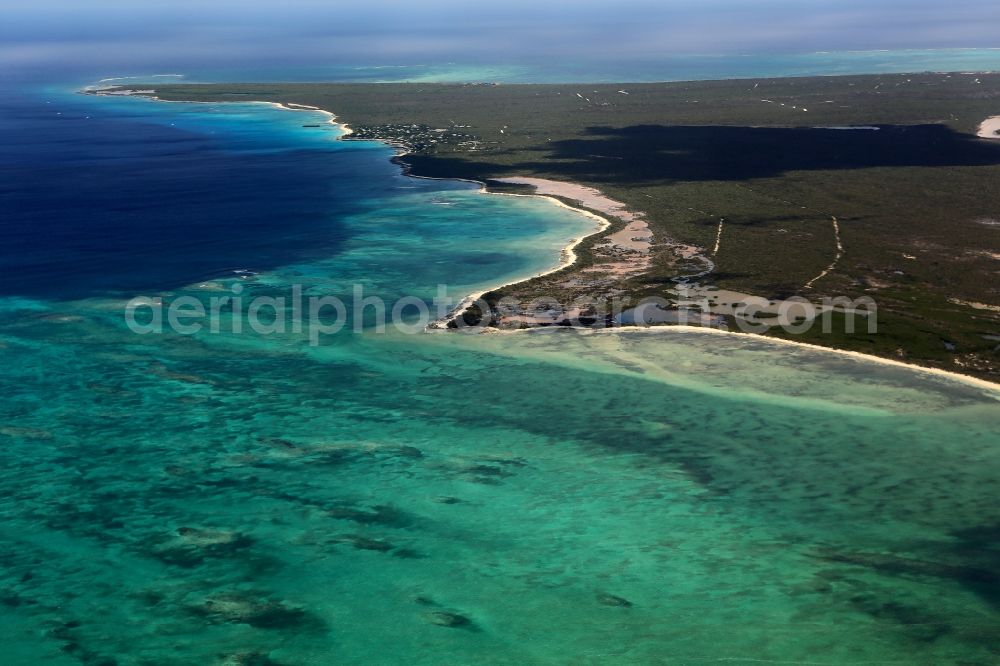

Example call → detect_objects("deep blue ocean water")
0 57 999 664
0 84 418 300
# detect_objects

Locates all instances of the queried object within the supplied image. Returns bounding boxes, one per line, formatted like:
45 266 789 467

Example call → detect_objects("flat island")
102 73 1000 382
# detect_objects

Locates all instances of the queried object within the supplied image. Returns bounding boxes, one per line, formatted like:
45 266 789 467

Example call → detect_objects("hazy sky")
3 1 999 72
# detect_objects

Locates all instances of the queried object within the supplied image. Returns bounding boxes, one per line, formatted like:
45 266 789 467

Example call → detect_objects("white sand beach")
271 102 353 136
492 177 655 278
427 180 611 329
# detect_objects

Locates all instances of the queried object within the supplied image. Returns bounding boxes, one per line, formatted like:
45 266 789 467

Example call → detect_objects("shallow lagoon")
0 84 998 665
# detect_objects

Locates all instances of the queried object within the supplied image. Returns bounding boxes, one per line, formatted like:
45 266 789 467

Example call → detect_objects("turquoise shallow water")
89 48 1000 84
1 88 999 665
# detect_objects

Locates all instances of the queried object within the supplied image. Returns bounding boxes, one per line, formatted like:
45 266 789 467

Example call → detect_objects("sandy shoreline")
486 325 1000 397
425 185 611 329
977 116 1000 139
493 177 655 278
491 178 644 223
83 88 354 138
274 102 354 136
89 88 1000 391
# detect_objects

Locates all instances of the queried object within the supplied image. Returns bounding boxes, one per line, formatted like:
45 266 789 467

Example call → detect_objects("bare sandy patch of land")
479 177 659 325
491 178 642 222
492 177 654 278
949 298 1000 313
977 116 1000 139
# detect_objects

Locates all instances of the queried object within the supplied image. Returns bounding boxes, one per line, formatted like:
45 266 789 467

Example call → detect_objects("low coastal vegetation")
124 73 1000 381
